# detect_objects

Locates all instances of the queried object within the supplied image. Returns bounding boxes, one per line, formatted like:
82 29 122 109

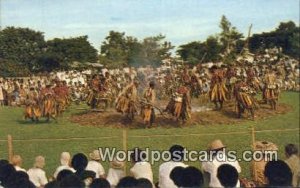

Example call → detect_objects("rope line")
0 128 298 142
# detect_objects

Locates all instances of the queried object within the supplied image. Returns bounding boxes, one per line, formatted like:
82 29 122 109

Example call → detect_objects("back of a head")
11 155 22 166
0 160 9 168
0 163 16 186
170 166 185 187
264 160 292 187
71 153 88 171
90 178 111 188
56 169 74 182
136 178 152 188
59 174 84 188
182 166 204 188
60 152 71 166
217 164 239 188
34 155 45 168
116 176 138 188
285 144 298 157
130 148 146 163
169 145 185 162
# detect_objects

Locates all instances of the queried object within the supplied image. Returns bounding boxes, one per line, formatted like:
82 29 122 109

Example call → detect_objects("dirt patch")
69 99 293 129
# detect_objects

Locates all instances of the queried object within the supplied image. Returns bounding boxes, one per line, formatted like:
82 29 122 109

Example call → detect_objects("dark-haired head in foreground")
217 164 239 188
169 145 185 162
170 166 203 187
264 160 292 187
90 178 111 188
116 176 138 188
136 178 152 188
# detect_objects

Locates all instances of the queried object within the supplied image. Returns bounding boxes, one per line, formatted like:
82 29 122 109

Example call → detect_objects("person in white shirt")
158 145 188 188
53 152 75 179
202 139 241 188
130 148 153 184
106 158 125 187
86 150 105 178
10 155 26 172
27 156 48 187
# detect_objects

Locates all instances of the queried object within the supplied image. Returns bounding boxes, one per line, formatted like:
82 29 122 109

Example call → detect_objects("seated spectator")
129 148 153 184
182 166 204 187
53 152 75 179
158 144 188 188
136 178 153 188
59 173 85 188
202 139 241 187
86 150 105 178
217 164 239 188
106 158 125 187
90 178 111 188
11 155 26 172
170 166 185 187
0 163 16 187
285 144 300 187
116 176 138 188
8 171 35 188
45 169 74 188
170 166 203 188
264 160 292 187
27 155 48 187
71 153 96 186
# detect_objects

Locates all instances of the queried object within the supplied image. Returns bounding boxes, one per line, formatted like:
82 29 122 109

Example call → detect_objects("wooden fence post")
7 135 13 162
251 126 257 182
122 129 128 176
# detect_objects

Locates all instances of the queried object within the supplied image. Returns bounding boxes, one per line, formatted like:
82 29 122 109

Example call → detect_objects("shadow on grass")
17 119 58 125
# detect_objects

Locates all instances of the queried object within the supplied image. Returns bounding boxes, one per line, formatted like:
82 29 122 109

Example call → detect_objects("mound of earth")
69 99 292 128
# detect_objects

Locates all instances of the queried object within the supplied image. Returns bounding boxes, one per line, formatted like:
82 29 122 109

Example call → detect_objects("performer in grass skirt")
263 68 280 110
24 87 41 122
140 81 156 127
165 85 191 123
209 65 227 110
115 80 139 120
40 83 56 122
234 78 256 120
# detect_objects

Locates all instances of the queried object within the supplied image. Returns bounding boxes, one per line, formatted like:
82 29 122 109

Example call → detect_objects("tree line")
0 15 298 76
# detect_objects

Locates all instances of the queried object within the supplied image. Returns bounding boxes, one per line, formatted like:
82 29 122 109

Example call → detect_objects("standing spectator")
11 155 26 172
129 148 153 184
202 140 241 187
158 145 188 188
27 156 48 187
107 158 125 187
285 144 300 187
53 152 75 179
86 150 105 178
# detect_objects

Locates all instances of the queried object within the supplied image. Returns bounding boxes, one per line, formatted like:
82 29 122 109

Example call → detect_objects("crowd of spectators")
0 141 299 188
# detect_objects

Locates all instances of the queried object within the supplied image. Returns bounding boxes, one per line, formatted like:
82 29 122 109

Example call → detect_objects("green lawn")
0 91 299 182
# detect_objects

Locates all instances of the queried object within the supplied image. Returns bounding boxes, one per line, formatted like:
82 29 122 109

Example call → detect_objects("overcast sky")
1 0 299 50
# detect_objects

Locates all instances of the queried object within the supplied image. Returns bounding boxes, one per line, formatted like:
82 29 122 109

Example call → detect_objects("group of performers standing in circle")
22 64 280 127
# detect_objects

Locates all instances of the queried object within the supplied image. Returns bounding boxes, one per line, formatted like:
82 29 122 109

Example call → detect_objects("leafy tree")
46 36 98 69
219 15 244 58
249 21 299 59
177 36 222 64
100 31 173 68
0 27 46 72
137 34 173 67
100 31 128 67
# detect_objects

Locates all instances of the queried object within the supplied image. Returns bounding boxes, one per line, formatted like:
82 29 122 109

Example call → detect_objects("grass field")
0 91 299 182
